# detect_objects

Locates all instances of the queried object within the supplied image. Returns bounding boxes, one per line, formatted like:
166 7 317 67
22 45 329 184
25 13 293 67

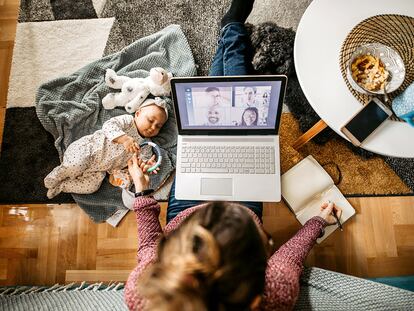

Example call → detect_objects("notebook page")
281 156 333 213
296 185 355 243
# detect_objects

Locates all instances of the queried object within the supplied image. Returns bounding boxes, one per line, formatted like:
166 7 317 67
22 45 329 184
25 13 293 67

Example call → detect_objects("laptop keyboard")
180 146 275 174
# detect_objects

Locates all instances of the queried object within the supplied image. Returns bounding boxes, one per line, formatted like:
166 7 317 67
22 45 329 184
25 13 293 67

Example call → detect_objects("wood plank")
394 225 414 257
76 211 98 270
0 258 7 279
0 0 20 19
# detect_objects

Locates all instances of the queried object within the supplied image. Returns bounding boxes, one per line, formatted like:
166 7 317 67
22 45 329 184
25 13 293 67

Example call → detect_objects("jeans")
167 179 263 223
167 22 262 223
209 22 253 76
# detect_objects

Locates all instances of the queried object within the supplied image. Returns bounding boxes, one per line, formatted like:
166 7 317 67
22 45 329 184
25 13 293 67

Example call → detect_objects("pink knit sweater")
125 196 327 311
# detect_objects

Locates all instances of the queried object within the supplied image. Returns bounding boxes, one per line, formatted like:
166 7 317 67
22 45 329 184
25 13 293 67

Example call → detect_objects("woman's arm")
134 196 163 253
260 216 326 311
125 196 163 310
125 154 162 310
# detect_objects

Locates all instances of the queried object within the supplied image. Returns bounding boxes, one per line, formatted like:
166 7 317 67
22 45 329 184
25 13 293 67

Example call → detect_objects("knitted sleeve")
260 216 327 311
124 196 162 311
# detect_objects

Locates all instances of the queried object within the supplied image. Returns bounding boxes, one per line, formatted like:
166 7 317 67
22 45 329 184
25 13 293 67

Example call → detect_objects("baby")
44 98 168 199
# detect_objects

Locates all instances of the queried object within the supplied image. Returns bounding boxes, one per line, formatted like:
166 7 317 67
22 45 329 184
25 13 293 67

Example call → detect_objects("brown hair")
137 202 267 311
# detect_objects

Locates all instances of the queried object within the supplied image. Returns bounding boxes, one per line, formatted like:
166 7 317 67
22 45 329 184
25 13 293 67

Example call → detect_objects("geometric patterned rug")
0 0 411 211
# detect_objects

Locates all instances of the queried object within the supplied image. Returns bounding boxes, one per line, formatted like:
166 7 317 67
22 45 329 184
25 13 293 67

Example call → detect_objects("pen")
328 200 343 231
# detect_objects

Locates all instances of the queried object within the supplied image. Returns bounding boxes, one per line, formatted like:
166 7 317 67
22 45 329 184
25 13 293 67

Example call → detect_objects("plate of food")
346 43 405 95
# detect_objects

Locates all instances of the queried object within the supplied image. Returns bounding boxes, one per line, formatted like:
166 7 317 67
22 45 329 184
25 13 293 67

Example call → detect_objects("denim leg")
167 178 204 223
209 38 224 76
221 22 253 75
209 22 252 76
167 179 263 223
242 201 263 222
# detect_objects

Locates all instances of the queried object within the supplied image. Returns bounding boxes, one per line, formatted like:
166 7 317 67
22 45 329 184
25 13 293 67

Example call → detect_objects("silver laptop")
171 75 287 202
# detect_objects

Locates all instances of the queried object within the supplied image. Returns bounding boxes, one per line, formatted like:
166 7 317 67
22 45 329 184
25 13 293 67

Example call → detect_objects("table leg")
292 119 328 150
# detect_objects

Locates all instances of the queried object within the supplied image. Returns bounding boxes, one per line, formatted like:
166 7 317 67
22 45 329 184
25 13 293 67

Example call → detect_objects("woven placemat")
339 14 414 121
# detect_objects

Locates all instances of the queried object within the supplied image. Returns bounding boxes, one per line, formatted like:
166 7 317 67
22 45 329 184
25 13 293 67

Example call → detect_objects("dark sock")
220 0 255 28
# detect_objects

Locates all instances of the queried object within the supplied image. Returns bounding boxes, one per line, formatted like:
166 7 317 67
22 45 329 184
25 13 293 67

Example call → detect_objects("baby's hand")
123 137 140 153
114 135 140 153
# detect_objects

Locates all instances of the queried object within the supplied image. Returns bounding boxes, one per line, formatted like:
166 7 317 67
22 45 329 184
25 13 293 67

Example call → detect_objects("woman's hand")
127 154 150 192
127 154 159 192
318 201 343 225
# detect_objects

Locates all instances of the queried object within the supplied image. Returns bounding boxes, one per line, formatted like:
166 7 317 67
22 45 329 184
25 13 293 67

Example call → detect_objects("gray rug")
0 0 308 211
1 268 413 310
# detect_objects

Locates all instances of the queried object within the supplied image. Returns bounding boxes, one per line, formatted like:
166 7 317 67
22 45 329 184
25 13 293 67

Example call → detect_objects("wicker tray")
339 14 414 121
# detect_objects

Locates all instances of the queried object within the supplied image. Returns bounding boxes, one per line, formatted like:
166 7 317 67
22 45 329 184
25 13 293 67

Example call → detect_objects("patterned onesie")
44 114 149 198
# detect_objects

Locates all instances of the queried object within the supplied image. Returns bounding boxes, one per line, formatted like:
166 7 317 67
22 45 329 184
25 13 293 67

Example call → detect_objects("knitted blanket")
36 24 197 223
1 268 413 310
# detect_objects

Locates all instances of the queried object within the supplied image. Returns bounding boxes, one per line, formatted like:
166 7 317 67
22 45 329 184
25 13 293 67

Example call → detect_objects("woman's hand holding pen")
319 201 343 226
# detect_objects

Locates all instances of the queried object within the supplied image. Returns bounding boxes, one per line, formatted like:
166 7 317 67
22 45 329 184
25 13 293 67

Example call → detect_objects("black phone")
340 98 393 146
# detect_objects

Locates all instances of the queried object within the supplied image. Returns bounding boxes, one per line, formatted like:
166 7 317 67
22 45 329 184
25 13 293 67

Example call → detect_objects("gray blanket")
1 268 413 310
36 25 197 222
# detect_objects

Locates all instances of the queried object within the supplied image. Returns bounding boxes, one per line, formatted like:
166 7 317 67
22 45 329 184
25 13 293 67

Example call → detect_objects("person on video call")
241 106 258 126
205 86 231 108
258 90 270 125
205 105 222 125
243 86 257 107
125 0 343 310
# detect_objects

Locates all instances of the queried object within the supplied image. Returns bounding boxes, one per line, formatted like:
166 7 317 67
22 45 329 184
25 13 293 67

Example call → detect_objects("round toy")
139 141 162 173
121 141 162 209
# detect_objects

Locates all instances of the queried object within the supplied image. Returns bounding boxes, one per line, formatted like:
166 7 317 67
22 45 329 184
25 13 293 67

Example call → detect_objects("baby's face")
134 105 167 137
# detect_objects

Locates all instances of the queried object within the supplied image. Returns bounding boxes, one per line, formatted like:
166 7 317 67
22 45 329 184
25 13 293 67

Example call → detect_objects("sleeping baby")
44 97 168 199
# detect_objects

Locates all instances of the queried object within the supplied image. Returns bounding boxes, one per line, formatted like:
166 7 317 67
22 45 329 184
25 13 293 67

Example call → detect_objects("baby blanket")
36 24 197 223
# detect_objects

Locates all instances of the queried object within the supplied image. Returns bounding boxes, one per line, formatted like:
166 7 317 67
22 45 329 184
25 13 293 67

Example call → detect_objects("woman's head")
241 107 258 126
137 202 268 311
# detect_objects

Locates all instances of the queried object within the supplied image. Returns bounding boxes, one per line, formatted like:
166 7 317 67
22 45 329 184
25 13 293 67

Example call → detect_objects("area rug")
1 268 413 311
0 0 412 219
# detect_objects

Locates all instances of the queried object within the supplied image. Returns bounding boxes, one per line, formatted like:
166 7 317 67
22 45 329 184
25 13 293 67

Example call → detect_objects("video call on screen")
175 81 282 130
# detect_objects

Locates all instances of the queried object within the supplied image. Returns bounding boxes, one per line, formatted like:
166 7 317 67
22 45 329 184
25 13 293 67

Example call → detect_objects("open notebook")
281 155 355 243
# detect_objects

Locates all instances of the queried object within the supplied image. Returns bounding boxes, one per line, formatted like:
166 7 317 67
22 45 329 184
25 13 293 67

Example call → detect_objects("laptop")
171 75 287 202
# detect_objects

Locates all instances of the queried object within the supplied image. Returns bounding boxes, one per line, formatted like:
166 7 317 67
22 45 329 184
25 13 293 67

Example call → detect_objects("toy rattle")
139 141 162 173
121 141 162 210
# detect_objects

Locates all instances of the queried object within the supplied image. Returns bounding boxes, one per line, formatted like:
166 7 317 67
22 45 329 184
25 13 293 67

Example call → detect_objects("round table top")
294 0 414 158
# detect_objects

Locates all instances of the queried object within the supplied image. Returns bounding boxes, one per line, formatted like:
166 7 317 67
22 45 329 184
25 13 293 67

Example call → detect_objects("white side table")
294 0 414 158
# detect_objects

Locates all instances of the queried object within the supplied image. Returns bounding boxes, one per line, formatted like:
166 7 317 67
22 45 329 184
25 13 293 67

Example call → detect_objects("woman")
241 106 259 126
125 0 342 310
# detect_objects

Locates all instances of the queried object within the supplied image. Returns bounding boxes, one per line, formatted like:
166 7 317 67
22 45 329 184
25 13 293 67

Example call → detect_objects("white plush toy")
102 67 173 113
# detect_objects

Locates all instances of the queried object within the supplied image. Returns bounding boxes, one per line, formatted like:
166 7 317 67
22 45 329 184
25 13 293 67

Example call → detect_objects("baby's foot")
47 187 61 199
44 175 58 189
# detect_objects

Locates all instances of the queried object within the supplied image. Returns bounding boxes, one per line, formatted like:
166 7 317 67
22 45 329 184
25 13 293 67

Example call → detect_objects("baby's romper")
44 114 143 198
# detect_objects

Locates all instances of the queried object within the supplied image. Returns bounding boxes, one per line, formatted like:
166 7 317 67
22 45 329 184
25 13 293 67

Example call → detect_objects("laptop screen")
171 76 286 134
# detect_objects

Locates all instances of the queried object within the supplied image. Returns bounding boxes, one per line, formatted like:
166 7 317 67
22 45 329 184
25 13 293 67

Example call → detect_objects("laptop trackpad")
201 178 233 196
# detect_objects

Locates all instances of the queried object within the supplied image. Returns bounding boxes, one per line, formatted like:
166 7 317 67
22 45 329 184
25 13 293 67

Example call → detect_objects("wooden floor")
1 0 414 286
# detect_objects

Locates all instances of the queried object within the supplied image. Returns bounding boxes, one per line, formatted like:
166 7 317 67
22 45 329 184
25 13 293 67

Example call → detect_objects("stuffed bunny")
102 67 172 113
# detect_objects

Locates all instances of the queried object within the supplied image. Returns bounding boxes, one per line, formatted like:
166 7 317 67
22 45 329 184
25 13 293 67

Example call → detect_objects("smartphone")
340 97 393 146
